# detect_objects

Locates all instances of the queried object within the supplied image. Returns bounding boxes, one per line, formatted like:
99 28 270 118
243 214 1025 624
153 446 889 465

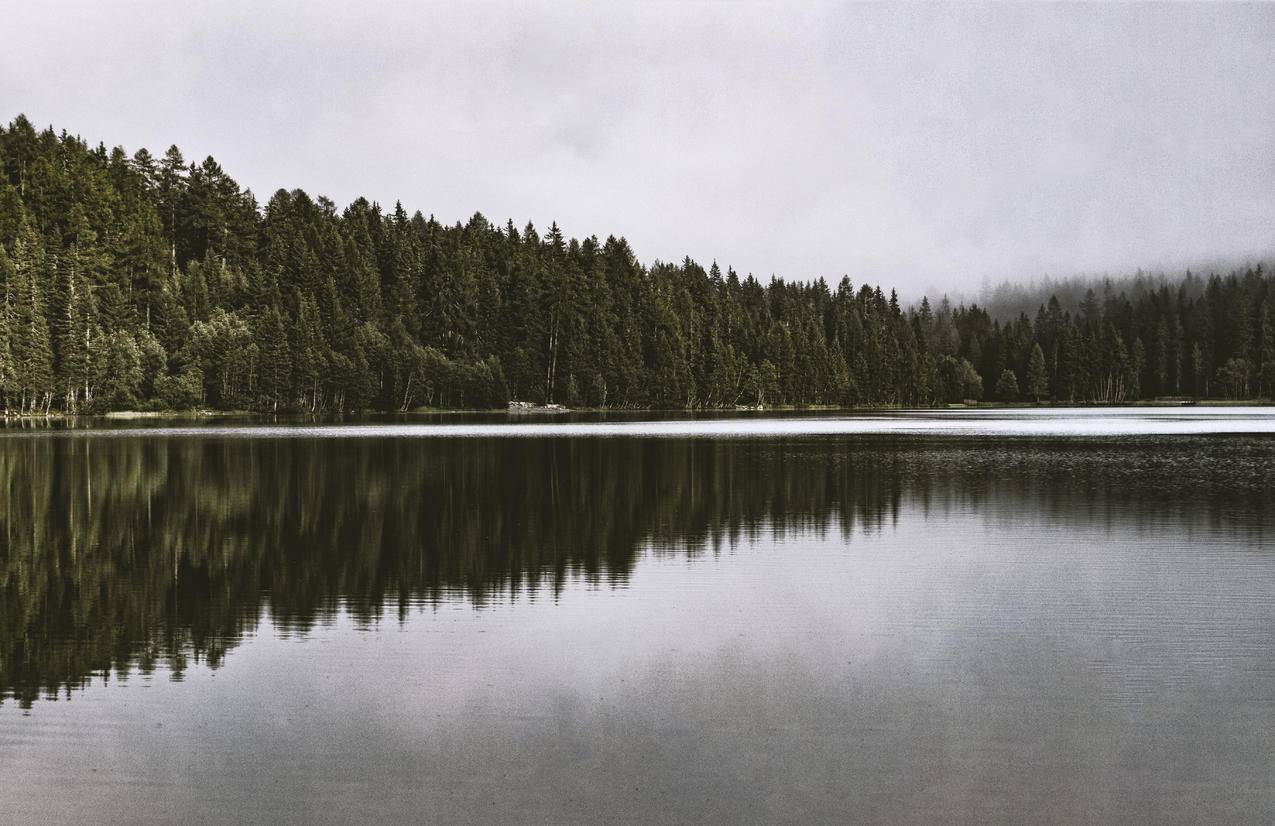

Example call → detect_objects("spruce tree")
0 246 14 408
1025 343 1049 402
9 222 53 411
995 369 1019 403
1258 302 1274 398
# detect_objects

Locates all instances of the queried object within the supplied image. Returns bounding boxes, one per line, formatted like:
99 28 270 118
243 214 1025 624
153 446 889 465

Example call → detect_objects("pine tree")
0 246 14 409
1025 343 1048 402
257 301 292 411
9 222 54 412
994 369 1019 403
1258 301 1274 398
1191 342 1206 398
157 145 186 275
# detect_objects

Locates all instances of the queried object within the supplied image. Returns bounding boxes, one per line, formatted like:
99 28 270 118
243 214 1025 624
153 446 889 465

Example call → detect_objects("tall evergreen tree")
995 369 1019 402
1025 343 1049 402
9 221 53 411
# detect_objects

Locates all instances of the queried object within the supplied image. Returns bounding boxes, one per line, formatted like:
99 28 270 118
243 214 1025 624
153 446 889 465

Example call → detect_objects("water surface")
1 409 1273 822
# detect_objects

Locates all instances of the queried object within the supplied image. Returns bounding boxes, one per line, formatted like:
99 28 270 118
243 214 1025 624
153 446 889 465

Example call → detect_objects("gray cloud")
3 1 1272 294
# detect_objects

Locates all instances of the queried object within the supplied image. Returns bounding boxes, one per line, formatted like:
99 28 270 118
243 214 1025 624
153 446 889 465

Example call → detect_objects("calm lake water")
2 409 1273 823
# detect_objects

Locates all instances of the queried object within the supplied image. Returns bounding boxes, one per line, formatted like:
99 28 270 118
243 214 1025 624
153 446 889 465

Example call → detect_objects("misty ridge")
941 260 1275 324
1 114 1273 416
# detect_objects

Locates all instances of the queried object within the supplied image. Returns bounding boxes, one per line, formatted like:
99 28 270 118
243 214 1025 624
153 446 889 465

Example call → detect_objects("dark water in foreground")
1 410 1273 823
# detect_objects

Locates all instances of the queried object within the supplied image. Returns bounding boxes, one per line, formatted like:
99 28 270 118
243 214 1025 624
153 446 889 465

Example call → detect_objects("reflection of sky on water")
4 506 1272 822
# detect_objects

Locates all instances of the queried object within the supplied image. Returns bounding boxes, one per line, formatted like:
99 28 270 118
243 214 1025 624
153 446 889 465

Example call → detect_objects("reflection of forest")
2 434 1272 706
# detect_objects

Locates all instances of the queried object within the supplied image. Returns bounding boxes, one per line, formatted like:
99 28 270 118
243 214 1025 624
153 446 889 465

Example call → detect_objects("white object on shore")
508 401 570 414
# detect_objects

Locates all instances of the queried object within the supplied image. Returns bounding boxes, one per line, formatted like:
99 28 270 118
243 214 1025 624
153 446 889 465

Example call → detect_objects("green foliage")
995 369 1020 402
155 366 204 409
0 115 1271 413
937 355 982 403
8 221 53 412
1214 358 1251 399
90 329 144 410
1026 343 1049 402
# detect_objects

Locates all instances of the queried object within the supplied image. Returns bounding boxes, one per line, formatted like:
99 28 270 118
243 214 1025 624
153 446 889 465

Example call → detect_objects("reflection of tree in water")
1 434 1271 707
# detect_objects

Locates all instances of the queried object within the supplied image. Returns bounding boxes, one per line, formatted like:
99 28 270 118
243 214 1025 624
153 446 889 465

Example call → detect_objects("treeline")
0 114 1271 413
943 267 1275 400
939 268 1275 402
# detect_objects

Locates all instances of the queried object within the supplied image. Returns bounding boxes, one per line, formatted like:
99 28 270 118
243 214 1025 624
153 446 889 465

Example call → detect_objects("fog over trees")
1 116 1272 413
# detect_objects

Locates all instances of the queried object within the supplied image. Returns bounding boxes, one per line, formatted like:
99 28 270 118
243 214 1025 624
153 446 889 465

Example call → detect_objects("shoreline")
2 398 1272 423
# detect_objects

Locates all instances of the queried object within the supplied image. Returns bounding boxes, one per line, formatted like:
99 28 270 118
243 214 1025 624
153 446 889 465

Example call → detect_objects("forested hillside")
0 115 1271 414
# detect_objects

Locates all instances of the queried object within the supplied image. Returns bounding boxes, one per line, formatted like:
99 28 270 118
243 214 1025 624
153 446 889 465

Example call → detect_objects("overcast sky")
3 1 1273 295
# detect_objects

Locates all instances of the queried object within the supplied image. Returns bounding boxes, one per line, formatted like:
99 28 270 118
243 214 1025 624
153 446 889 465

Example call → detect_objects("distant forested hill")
0 115 1271 413
922 264 1275 403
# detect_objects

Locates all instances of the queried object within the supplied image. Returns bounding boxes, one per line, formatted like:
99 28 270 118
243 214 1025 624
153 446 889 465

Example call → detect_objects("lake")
1 409 1273 822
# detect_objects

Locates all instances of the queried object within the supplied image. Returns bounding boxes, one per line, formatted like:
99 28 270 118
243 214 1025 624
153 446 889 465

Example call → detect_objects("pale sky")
3 1 1273 295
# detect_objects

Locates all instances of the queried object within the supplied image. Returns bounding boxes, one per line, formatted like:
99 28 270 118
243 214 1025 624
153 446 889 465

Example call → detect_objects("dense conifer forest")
0 115 1271 414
